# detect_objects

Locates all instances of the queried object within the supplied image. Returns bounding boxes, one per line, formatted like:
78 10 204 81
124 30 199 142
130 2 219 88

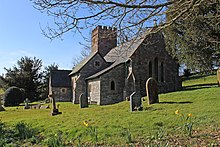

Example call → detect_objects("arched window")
149 61 152 77
110 80 115 91
161 62 164 82
154 57 158 81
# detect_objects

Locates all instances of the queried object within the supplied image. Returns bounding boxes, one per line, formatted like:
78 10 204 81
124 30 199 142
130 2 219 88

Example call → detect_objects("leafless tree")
32 0 204 42
72 45 91 68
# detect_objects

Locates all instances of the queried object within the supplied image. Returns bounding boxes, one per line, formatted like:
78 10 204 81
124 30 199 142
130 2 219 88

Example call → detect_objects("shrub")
183 69 191 77
2 86 24 106
15 122 35 140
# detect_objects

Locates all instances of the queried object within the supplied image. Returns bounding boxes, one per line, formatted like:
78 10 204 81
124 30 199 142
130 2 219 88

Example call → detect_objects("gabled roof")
50 70 72 87
69 51 98 76
104 35 145 62
87 35 146 80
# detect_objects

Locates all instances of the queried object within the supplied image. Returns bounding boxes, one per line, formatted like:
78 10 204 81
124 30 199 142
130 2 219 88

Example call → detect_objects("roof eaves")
86 62 125 80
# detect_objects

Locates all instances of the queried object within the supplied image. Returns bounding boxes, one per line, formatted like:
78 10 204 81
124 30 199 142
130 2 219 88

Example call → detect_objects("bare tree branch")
32 0 207 41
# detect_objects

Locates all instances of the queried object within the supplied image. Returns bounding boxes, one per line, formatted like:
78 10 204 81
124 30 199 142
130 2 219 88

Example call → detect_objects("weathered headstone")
49 94 62 116
217 68 220 87
0 105 5 111
146 77 159 104
130 92 136 112
24 98 30 109
79 93 88 108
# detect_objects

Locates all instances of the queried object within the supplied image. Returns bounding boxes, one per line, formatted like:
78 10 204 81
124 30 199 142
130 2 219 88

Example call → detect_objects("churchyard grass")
0 88 4 95
0 75 220 145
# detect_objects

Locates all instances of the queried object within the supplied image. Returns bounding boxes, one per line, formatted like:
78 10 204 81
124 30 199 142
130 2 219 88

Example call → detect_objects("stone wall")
131 32 182 97
72 53 110 104
71 31 181 106
99 64 126 105
52 87 72 102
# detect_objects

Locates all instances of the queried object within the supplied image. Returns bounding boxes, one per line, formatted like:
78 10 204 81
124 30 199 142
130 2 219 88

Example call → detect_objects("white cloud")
9 49 35 57
0 49 38 74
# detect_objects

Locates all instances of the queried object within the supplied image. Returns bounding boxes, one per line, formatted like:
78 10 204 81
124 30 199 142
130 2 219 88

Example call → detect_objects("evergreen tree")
164 0 220 72
40 63 59 99
3 56 43 101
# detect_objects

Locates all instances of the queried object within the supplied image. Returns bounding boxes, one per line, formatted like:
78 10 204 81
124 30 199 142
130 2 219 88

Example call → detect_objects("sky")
0 0 88 75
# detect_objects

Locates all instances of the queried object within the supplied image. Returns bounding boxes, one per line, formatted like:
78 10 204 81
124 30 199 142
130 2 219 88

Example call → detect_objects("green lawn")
1 75 220 146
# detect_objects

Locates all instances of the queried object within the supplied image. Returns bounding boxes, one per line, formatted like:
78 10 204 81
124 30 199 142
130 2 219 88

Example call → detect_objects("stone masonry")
70 26 182 105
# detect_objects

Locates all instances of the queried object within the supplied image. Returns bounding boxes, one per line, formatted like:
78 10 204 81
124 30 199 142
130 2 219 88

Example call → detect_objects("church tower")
92 26 117 56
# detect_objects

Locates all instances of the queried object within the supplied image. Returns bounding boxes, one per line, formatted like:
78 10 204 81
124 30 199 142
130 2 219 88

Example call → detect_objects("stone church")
69 26 182 105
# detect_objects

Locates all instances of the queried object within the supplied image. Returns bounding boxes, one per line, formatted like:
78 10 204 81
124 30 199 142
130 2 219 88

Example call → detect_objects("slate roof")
86 35 146 80
50 70 72 87
69 51 98 75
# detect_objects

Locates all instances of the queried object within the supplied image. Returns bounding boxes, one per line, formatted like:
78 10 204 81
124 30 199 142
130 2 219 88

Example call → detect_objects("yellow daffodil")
188 113 192 117
83 121 89 127
175 110 179 115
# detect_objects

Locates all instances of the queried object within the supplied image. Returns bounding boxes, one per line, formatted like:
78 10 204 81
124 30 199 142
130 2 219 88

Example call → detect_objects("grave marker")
79 93 88 108
49 94 62 116
217 68 220 87
24 98 30 109
146 77 159 104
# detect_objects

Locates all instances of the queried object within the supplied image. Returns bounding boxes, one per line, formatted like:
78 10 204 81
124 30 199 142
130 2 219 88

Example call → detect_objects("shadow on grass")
181 75 208 82
159 101 193 104
182 83 217 91
181 73 216 82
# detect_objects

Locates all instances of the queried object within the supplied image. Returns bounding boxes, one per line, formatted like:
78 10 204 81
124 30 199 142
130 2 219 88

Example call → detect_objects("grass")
0 74 220 146
0 88 4 95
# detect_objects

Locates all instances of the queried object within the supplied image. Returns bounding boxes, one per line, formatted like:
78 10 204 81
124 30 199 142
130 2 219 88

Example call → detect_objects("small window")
94 60 101 68
60 88 67 94
110 81 115 91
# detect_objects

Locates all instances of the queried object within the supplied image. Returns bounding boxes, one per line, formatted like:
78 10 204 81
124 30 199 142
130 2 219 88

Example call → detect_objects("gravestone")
49 94 62 116
24 98 30 109
130 92 136 112
146 77 159 104
217 68 220 87
79 93 88 108
0 105 5 111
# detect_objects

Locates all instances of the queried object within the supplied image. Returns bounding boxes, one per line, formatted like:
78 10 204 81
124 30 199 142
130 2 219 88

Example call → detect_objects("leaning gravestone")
146 77 159 104
217 68 220 87
79 93 88 108
48 94 62 116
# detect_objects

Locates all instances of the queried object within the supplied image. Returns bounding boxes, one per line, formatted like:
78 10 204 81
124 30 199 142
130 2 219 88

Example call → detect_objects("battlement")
92 26 117 56
92 25 117 33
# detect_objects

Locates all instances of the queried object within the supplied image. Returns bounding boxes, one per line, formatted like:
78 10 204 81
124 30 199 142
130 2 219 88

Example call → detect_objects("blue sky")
0 0 88 74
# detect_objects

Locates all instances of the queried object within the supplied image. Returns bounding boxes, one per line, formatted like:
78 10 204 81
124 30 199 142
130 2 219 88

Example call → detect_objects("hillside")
0 75 219 146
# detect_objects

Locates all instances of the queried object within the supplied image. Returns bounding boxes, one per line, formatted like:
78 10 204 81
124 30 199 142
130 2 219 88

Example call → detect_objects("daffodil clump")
83 121 98 144
175 110 193 137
